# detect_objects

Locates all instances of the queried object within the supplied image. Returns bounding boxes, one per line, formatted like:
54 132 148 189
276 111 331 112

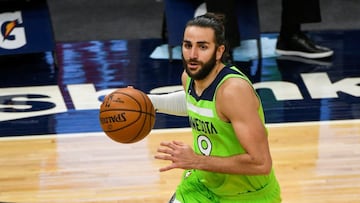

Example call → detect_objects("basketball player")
149 13 281 202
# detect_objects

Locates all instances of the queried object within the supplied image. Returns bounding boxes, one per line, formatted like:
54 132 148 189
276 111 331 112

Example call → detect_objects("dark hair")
186 12 226 46
185 12 230 62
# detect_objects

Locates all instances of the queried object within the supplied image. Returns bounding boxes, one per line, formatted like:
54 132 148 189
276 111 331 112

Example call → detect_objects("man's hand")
154 141 199 172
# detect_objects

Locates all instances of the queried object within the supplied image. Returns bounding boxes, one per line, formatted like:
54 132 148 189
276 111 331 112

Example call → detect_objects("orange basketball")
99 87 156 143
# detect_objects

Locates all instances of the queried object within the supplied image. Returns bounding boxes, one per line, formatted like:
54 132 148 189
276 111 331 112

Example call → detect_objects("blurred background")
47 0 360 42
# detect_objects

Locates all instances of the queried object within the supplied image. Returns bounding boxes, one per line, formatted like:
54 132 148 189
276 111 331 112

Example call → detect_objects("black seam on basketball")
100 110 154 118
127 92 155 143
128 91 152 143
110 91 142 110
100 110 154 130
100 89 155 143
100 108 149 113
104 120 138 133
101 90 156 117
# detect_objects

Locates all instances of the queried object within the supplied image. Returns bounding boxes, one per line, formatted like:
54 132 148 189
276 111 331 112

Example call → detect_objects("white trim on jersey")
187 102 214 118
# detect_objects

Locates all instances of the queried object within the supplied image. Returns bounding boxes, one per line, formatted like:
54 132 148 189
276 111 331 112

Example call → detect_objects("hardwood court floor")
1 29 360 202
0 120 359 203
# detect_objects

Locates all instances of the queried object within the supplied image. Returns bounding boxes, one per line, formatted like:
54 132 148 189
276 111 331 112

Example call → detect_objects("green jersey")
174 65 281 203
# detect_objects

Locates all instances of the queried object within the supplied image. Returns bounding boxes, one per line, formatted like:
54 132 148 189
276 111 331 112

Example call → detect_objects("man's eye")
200 45 207 50
184 44 192 49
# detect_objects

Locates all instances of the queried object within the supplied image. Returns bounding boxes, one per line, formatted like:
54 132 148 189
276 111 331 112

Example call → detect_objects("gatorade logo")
0 11 26 49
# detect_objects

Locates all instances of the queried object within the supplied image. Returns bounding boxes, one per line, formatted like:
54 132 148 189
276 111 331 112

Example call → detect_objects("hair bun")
203 12 226 25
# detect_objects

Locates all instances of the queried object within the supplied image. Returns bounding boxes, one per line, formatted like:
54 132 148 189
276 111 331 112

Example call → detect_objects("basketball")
99 87 156 143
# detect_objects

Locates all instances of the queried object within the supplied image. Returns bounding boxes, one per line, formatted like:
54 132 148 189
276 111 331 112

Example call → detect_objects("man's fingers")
160 141 181 149
154 154 173 161
157 147 174 155
155 155 176 172
155 140 186 172
159 164 176 172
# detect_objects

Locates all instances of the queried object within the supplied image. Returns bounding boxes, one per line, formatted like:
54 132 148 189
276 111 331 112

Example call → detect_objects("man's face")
182 26 221 80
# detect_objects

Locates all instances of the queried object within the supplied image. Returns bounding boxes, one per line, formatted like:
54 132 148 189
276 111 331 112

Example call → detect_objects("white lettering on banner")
253 81 303 100
301 72 360 99
0 11 26 49
0 86 67 122
67 84 117 110
0 72 359 122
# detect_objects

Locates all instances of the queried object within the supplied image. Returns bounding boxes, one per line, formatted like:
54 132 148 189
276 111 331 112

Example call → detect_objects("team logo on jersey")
0 11 26 49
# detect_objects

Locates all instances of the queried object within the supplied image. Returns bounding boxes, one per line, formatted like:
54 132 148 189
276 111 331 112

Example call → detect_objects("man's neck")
193 62 225 96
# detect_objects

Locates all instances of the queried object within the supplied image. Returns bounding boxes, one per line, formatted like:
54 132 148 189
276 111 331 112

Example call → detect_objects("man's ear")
216 45 226 60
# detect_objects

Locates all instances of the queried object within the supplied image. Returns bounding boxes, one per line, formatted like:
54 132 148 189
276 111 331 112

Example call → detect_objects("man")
149 13 281 202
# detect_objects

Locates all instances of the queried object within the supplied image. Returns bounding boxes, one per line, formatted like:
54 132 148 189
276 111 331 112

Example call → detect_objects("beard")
183 51 217 80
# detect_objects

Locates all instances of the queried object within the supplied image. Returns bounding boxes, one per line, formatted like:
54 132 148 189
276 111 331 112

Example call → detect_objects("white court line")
266 119 360 128
0 119 359 141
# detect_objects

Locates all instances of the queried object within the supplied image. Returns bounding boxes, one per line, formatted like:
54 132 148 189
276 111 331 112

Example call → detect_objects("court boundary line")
0 119 359 141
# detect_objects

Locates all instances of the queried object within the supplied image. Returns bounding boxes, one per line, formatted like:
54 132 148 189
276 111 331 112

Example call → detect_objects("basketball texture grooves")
99 87 156 143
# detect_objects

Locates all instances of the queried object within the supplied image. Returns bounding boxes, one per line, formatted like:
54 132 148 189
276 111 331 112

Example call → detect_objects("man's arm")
155 77 272 175
147 71 189 117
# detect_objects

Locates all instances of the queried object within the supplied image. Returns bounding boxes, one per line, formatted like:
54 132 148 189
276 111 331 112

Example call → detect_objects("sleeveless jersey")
185 65 279 197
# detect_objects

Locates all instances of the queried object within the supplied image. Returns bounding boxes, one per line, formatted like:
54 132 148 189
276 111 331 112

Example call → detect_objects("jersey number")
197 135 212 156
